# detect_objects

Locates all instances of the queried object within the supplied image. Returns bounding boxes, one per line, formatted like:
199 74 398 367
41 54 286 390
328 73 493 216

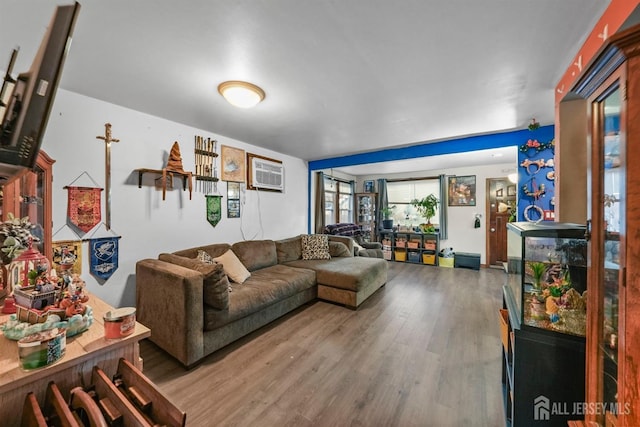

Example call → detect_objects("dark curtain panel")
439 174 448 239
377 178 388 232
314 171 325 233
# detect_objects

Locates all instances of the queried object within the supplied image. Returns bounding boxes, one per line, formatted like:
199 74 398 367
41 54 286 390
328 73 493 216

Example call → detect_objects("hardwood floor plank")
140 262 506 426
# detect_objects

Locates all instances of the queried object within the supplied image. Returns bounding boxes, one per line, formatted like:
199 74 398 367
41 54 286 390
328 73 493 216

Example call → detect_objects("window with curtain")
387 178 441 228
324 176 353 225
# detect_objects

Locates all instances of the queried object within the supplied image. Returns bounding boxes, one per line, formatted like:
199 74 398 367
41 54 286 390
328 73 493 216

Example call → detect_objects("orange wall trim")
555 0 640 103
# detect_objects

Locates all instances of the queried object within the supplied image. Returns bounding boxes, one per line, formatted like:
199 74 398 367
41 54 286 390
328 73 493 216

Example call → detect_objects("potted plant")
411 194 439 232
380 205 396 229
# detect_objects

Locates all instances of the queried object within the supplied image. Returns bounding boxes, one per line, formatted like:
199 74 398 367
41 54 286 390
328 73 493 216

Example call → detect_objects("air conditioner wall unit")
248 153 284 191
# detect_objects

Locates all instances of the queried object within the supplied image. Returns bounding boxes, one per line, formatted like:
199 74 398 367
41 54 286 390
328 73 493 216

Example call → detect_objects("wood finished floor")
140 262 506 427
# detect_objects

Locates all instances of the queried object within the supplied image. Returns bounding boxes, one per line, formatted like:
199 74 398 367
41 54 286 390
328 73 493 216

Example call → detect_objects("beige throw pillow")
214 249 251 284
301 234 331 260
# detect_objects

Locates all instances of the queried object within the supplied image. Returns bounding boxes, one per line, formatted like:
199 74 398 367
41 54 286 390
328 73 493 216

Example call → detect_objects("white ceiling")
1 0 609 167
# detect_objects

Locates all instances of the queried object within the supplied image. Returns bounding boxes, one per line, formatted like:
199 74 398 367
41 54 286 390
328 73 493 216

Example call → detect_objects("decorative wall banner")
66 186 103 233
89 237 119 280
206 195 222 227
52 240 82 275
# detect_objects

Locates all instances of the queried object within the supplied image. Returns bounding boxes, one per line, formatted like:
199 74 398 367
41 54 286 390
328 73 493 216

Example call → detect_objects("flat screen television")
0 2 80 182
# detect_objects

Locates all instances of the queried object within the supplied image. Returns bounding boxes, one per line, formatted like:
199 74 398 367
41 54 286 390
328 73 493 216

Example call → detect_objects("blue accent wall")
307 125 555 231
516 126 556 222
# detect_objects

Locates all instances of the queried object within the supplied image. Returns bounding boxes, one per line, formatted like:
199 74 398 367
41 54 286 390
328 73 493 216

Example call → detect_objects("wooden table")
0 296 150 427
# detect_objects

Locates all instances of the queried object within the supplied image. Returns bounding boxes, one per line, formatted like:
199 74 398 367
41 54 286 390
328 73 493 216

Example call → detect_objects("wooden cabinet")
1 151 55 261
354 192 376 242
566 23 640 427
0 297 154 427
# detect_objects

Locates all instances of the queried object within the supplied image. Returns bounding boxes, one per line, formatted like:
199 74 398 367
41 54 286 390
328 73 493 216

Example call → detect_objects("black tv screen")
0 2 80 182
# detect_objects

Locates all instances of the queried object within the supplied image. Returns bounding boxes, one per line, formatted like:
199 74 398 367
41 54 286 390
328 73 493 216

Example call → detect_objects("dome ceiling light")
217 81 265 108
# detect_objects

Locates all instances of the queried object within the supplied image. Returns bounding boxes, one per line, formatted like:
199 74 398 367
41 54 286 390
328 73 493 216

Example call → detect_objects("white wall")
357 162 517 264
40 90 309 308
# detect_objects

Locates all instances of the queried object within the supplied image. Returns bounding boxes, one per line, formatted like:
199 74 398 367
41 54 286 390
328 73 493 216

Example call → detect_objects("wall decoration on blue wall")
517 126 555 222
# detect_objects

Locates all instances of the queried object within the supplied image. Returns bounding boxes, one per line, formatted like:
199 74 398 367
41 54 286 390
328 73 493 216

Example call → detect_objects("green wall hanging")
206 195 222 227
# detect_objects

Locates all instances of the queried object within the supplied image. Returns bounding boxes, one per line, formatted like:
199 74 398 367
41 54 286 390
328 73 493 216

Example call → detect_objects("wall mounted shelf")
135 168 193 200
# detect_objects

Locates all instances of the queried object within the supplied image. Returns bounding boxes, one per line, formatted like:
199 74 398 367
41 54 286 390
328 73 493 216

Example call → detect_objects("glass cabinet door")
1 151 55 261
357 195 373 223
591 80 623 424
355 193 376 242
601 86 621 410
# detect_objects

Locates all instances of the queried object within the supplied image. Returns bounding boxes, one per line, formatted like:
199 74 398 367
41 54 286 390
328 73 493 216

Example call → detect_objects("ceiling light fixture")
218 80 265 108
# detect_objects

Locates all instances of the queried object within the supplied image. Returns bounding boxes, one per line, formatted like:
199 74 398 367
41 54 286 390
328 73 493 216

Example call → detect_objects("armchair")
323 223 384 258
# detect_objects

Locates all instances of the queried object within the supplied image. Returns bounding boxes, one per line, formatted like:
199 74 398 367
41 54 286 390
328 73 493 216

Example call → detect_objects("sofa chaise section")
284 257 387 309
275 235 388 309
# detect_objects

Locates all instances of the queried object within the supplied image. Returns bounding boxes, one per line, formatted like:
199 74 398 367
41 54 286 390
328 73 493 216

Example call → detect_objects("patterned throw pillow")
198 250 233 292
301 234 331 260
197 250 215 264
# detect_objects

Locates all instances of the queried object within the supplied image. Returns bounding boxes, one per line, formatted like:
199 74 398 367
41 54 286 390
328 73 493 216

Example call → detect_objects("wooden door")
486 178 516 267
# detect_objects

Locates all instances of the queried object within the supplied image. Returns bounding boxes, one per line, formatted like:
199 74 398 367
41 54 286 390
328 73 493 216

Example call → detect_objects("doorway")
486 178 516 268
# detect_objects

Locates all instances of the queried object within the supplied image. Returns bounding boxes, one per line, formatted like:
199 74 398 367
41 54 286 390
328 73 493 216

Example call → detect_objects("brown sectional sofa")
135 235 388 367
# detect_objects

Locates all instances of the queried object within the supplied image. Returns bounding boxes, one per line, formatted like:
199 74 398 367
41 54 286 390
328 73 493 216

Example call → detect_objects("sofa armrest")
327 235 355 257
136 259 205 367
356 247 384 258
360 241 383 250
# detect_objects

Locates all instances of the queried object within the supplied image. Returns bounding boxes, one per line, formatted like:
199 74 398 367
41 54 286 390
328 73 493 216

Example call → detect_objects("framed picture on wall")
364 180 375 193
227 200 240 218
448 175 476 206
221 145 246 182
227 181 241 218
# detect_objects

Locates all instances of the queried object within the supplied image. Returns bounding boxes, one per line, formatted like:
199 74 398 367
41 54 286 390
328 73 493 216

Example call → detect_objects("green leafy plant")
508 202 517 222
0 213 37 264
381 205 396 220
528 118 540 131
411 194 439 225
421 224 436 233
